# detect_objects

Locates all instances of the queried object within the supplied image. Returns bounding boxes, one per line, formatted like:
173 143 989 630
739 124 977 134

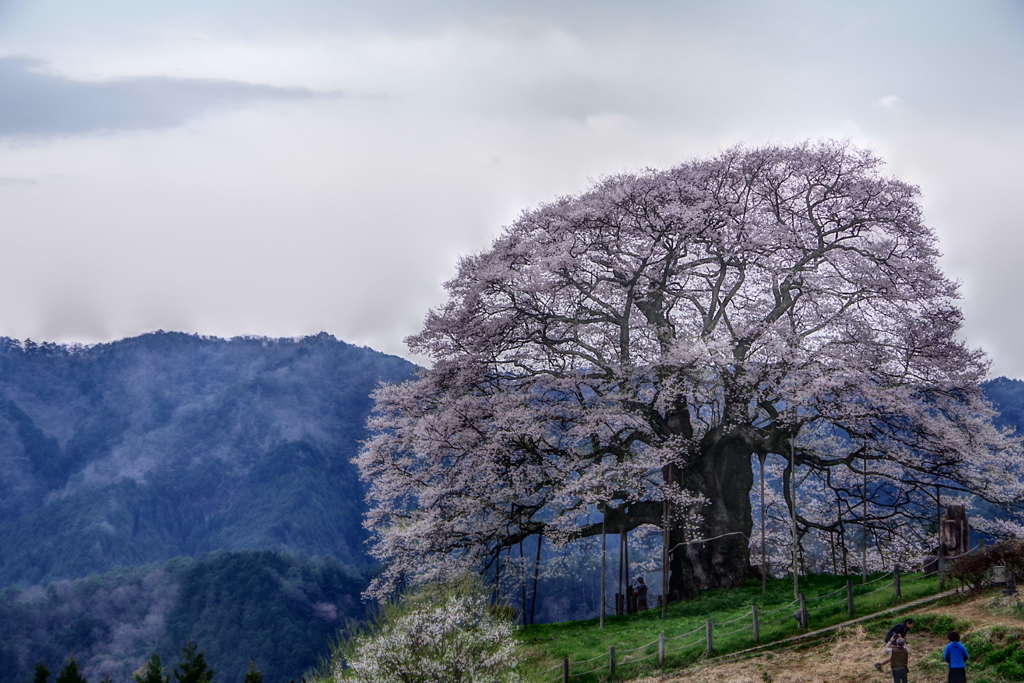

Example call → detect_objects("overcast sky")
1 0 1023 375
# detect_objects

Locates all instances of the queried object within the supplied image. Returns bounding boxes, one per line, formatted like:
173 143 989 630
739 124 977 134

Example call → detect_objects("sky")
0 1 1023 374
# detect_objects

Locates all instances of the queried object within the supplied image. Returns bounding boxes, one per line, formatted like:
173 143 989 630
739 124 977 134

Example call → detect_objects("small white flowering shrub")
333 579 521 683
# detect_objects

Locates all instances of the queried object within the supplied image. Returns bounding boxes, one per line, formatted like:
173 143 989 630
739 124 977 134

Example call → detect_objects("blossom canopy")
359 140 1023 598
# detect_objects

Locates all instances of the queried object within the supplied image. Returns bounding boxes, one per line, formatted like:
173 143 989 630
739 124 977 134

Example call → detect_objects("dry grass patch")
639 625 950 683
916 591 1024 630
637 592 1024 683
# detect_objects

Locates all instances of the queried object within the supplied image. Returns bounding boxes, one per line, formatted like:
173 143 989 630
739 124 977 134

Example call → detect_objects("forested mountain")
982 376 1024 433
1 332 1021 683
0 332 417 586
0 550 367 683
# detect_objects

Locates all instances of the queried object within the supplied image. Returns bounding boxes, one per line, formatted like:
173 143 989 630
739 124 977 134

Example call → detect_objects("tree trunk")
668 426 755 599
577 426 758 600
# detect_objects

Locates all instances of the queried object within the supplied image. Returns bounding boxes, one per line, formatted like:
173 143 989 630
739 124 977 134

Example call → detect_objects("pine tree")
54 656 87 683
241 662 264 683
133 653 169 683
31 660 51 683
171 641 215 683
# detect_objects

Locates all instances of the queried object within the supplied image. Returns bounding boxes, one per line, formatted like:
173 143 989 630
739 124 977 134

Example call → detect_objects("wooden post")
600 513 606 629
937 485 945 590
894 566 901 601
531 535 542 625
752 604 760 644
663 499 669 620
706 618 713 654
798 592 807 629
608 646 615 677
862 459 868 584
658 633 665 665
618 528 626 618
562 657 569 683
759 451 767 595
494 547 501 603
791 440 799 599
520 539 527 626
618 528 624 615
846 579 854 618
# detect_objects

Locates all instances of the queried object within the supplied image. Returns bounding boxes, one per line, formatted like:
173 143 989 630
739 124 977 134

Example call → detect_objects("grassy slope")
641 591 1024 683
519 572 945 682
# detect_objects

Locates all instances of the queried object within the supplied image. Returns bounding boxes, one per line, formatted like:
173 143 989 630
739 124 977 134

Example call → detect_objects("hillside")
0 332 417 586
0 549 367 683
982 376 1024 433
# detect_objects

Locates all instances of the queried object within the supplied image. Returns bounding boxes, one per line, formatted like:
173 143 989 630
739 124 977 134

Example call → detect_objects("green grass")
518 571 943 682
906 604 1024 683
965 626 1024 682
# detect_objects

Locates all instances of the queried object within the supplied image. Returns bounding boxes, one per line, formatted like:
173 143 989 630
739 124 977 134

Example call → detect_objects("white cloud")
0 0 1022 377
0 56 329 137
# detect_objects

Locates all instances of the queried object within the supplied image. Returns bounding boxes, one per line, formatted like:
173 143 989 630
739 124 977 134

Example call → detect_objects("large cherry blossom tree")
358 140 1023 600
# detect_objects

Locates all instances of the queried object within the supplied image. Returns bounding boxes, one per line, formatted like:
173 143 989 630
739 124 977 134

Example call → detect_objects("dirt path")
639 593 1024 683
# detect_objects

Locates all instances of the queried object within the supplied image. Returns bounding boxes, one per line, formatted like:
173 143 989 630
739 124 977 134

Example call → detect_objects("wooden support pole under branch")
600 512 606 629
663 498 669 619
937 485 946 591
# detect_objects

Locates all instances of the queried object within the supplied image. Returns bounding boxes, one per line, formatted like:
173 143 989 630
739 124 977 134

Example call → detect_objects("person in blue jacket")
943 631 969 683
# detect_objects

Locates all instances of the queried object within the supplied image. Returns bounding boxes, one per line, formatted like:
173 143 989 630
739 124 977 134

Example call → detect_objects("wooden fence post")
938 485 945 591
608 646 615 677
798 592 807 629
894 566 901 601
706 618 714 654
658 633 665 665
752 604 760 644
562 657 569 683
847 579 854 618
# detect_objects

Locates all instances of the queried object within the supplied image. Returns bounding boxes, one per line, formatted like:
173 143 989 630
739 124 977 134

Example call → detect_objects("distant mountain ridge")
0 331 418 586
981 376 1024 433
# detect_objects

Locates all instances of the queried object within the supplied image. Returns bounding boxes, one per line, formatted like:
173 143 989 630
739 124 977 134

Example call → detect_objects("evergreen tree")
54 656 87 683
133 653 169 683
241 662 263 683
31 661 50 683
172 642 214 683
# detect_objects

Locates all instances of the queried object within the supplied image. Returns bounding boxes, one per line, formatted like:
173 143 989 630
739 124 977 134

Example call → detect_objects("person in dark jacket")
875 619 915 670
884 618 915 643
944 631 969 683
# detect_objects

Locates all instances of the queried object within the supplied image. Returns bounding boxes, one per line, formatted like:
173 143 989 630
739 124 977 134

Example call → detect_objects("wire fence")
545 561 958 682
